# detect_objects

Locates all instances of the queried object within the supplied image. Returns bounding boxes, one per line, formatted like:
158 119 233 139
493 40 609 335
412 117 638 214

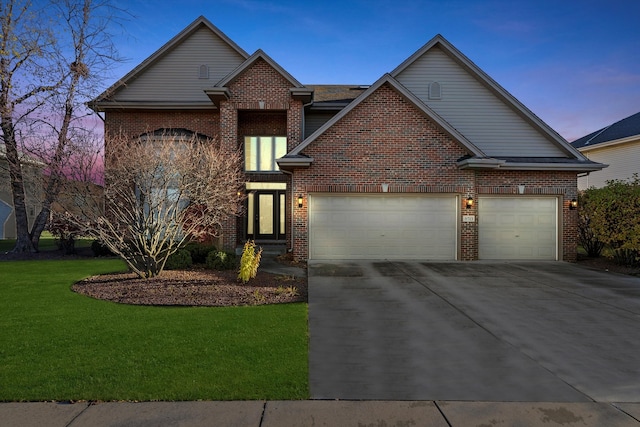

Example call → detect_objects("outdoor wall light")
569 198 578 210
466 196 474 209
298 195 303 208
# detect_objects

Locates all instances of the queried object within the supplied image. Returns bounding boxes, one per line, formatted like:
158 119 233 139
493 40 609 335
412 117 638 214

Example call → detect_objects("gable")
394 45 568 158
112 26 246 104
301 82 472 184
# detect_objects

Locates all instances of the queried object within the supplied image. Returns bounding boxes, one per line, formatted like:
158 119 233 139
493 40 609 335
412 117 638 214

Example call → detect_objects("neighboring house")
0 146 44 239
571 111 639 190
90 16 604 262
50 177 104 219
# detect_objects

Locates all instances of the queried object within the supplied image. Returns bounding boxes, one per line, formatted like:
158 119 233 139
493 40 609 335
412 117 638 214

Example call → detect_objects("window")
429 82 442 100
244 136 287 172
199 64 209 79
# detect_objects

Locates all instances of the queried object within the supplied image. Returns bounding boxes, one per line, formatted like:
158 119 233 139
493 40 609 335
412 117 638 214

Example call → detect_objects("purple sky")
106 0 640 141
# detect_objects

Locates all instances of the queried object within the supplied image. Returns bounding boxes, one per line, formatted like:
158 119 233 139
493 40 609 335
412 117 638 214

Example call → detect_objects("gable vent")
199 64 209 79
429 82 442 100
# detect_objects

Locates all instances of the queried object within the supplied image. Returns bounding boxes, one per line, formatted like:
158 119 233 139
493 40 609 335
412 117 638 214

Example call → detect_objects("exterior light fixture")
298 195 303 208
569 198 578 210
466 196 474 209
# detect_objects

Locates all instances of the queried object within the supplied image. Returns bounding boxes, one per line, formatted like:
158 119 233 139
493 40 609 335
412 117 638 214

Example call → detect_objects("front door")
247 190 286 241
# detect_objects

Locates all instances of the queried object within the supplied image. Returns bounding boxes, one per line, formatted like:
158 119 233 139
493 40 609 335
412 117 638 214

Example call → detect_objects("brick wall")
217 57 303 251
104 110 220 140
290 82 579 262
291 83 477 260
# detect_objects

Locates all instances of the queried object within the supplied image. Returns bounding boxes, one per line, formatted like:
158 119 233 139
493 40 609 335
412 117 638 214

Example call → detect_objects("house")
0 146 44 239
571 111 639 190
90 16 604 262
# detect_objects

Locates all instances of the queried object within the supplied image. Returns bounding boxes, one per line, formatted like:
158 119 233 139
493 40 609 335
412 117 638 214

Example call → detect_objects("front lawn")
0 259 308 401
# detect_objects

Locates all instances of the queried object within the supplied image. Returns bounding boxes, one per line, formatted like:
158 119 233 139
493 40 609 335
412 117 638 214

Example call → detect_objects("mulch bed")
576 254 640 276
72 269 307 307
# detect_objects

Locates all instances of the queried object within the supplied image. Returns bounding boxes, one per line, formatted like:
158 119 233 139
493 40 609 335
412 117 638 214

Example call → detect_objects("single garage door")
479 197 558 260
309 194 457 260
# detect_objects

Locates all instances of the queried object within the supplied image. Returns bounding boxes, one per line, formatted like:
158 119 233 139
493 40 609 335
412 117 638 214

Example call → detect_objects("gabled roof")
391 34 587 160
90 16 249 109
205 49 313 107
278 74 485 169
571 111 640 150
281 71 604 173
216 49 305 89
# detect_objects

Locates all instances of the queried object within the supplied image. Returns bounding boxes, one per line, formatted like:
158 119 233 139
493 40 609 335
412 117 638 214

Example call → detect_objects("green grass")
0 259 309 401
0 232 92 252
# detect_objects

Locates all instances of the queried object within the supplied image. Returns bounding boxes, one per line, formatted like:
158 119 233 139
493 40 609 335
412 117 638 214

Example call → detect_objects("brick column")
219 102 239 252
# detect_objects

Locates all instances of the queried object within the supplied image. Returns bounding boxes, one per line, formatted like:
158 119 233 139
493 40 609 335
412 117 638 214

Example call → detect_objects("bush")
49 212 83 255
206 250 237 270
91 240 114 257
579 175 640 266
577 193 605 257
238 240 263 284
165 249 193 270
184 241 217 264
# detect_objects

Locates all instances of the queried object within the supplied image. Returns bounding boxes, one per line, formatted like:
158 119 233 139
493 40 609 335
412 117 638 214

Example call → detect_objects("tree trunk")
30 206 50 250
1 122 36 253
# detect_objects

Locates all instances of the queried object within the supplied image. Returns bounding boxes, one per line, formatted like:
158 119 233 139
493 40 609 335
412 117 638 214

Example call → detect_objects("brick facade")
105 110 220 140
100 30 582 263
288 83 579 262
103 58 304 253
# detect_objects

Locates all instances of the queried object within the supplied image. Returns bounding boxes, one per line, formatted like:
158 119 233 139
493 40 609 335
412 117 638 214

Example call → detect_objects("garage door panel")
479 197 557 260
309 195 457 260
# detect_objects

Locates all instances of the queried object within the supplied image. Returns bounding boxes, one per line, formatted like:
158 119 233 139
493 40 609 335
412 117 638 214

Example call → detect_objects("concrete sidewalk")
2 400 640 426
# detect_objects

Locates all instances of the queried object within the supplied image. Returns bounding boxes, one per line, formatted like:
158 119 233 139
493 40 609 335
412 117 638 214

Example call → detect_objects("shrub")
184 241 217 264
238 240 263 284
577 192 605 257
91 240 114 257
165 249 193 270
49 212 83 255
579 175 640 266
206 250 237 270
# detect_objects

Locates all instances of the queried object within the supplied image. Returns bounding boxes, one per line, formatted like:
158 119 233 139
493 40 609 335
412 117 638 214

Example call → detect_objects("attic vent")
199 64 209 79
429 82 442 100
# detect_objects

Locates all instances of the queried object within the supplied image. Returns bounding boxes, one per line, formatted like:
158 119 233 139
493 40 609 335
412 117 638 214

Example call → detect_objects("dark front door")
248 190 285 241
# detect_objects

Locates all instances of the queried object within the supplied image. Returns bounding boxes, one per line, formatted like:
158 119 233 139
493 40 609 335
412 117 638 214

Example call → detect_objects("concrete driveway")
308 261 640 401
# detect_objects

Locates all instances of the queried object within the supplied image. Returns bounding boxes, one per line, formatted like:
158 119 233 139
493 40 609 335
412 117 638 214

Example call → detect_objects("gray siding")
578 140 640 189
395 47 566 157
305 112 337 138
115 27 246 102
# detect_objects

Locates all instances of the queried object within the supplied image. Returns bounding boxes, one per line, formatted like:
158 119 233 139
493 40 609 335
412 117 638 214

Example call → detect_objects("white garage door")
309 194 457 260
479 197 558 260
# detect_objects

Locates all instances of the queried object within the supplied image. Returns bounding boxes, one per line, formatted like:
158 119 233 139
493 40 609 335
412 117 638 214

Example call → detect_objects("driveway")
308 261 640 401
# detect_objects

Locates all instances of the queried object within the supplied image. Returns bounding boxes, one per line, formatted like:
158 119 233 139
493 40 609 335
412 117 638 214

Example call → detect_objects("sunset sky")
105 0 640 141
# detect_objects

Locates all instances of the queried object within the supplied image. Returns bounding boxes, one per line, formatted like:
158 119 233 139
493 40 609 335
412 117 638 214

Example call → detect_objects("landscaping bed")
73 268 307 307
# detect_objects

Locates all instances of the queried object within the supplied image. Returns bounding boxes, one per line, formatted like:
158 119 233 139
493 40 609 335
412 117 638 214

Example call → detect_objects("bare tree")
0 0 121 252
65 131 244 279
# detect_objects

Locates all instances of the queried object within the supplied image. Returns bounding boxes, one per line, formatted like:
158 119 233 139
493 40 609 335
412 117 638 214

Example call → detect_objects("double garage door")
308 194 558 261
309 194 457 260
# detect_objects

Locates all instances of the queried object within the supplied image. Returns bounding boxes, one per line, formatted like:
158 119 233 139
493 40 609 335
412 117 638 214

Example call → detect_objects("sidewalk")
1 400 639 426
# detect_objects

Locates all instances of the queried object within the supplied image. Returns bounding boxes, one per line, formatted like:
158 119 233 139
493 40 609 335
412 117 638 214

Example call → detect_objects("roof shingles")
571 111 640 148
